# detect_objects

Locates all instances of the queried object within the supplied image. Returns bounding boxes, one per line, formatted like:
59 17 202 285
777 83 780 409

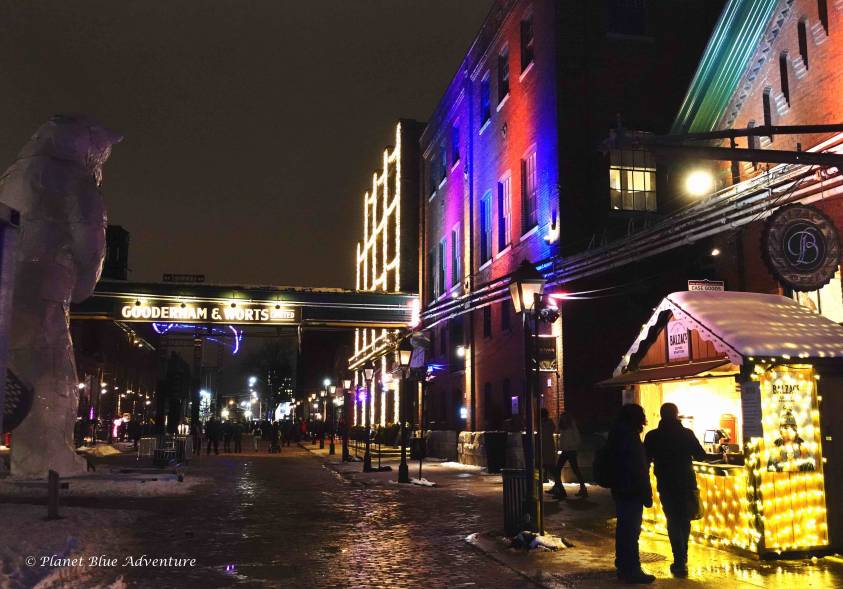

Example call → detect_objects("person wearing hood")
607 403 654 584
644 403 706 579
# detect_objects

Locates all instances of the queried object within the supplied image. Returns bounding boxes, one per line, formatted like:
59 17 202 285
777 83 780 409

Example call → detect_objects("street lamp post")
319 388 327 449
328 384 337 455
397 340 413 484
509 260 548 535
342 378 352 461
362 364 374 472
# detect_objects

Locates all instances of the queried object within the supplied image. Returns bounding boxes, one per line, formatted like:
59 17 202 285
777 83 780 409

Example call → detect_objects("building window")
428 246 437 301
439 144 448 182
779 52 790 106
520 16 534 72
428 158 437 196
763 88 773 140
795 270 843 323
451 123 460 166
429 329 436 359
521 150 538 233
498 47 510 103
798 19 809 69
609 149 656 212
437 238 446 294
483 305 492 338
451 224 460 288
440 326 447 356
480 192 493 264
503 378 514 417
819 0 829 34
501 301 511 331
607 0 648 36
480 74 491 126
497 174 512 251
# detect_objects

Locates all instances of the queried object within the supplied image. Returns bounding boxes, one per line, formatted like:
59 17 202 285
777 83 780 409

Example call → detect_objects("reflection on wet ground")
96 447 533 588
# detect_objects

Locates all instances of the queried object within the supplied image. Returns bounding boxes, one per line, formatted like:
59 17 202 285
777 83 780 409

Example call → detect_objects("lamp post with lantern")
508 260 548 535
362 363 375 472
319 388 327 449
328 384 337 454
397 340 413 483
342 378 352 461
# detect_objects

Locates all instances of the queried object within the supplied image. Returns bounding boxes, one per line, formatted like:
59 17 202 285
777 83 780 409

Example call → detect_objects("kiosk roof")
615 291 843 375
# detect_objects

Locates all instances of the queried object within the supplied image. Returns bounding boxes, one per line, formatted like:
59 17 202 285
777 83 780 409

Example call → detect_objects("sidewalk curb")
297 443 370 487
464 532 569 589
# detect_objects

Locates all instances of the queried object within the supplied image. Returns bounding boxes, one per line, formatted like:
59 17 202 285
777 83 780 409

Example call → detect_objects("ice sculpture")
0 115 121 477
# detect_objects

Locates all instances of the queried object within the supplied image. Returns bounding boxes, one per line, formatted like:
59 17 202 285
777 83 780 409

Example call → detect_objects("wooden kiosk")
602 291 843 557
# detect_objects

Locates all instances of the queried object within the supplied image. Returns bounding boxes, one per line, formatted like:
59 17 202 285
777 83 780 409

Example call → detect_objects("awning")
598 359 732 387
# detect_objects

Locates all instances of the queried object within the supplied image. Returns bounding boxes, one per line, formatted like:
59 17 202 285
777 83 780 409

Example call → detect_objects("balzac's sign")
763 204 841 292
118 300 299 325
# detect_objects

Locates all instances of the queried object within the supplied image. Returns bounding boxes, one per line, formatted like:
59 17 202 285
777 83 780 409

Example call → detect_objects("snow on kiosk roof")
615 291 843 376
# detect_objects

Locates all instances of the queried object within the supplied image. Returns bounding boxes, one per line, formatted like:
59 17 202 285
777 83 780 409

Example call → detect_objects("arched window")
762 88 773 141
779 52 790 105
798 19 809 69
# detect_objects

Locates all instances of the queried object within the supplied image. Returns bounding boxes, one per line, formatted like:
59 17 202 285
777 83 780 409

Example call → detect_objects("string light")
645 364 828 554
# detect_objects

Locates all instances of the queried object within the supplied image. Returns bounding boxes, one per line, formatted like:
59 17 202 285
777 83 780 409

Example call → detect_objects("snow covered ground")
0 504 133 589
0 472 206 498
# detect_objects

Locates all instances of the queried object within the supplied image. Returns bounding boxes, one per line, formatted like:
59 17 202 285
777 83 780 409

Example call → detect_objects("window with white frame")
497 174 511 251
451 123 460 166
480 192 493 264
609 148 656 212
521 150 537 233
520 15 534 71
437 238 446 296
480 74 491 126
451 224 460 288
498 47 510 103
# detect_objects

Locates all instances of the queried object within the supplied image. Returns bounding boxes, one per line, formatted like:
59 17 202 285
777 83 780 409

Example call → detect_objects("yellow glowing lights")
644 364 829 555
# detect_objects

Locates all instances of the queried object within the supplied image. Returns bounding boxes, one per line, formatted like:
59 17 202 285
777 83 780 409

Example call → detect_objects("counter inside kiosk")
601 292 843 557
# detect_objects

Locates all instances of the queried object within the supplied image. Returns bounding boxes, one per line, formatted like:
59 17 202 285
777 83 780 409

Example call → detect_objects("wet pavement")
11 442 843 588
85 445 535 588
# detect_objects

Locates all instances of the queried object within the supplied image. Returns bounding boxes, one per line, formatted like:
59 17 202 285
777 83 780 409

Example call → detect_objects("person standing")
233 421 243 453
539 409 559 496
607 403 654 584
252 422 262 452
206 417 220 455
555 412 588 498
644 403 706 578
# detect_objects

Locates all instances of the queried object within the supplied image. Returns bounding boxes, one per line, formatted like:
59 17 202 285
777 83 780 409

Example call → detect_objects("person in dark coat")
607 403 654 584
222 421 233 453
644 403 706 578
206 417 221 455
127 418 142 451
233 421 243 453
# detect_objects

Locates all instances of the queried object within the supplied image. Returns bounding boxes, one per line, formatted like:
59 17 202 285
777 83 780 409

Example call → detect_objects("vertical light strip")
395 122 402 292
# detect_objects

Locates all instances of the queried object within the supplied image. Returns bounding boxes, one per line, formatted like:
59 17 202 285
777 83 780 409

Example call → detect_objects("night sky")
0 1 493 289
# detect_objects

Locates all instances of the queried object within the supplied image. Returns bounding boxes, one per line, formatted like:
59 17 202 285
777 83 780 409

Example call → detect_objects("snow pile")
438 461 483 472
510 531 567 551
0 473 205 498
77 445 122 457
0 504 133 588
410 477 437 487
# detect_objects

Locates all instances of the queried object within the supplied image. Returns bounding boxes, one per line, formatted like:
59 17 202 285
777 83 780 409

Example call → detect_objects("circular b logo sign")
763 204 840 292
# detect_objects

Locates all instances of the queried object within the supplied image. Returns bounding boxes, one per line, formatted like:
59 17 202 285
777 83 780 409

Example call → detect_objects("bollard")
47 469 60 519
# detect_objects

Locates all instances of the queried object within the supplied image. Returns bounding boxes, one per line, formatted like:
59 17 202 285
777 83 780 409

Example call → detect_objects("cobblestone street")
82 445 534 589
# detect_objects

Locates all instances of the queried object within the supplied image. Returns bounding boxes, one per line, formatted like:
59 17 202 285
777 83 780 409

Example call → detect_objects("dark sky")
0 0 493 289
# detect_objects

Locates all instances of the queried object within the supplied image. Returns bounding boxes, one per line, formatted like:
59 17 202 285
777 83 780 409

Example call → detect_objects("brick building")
348 120 423 428
419 0 722 434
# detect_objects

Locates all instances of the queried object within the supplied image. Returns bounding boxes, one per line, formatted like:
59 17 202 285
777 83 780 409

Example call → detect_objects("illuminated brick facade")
419 0 722 432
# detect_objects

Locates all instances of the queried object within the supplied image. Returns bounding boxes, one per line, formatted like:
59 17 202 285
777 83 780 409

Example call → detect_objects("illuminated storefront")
604 290 843 556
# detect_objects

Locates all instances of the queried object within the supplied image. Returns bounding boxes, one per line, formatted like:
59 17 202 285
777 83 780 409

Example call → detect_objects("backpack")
592 440 616 488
